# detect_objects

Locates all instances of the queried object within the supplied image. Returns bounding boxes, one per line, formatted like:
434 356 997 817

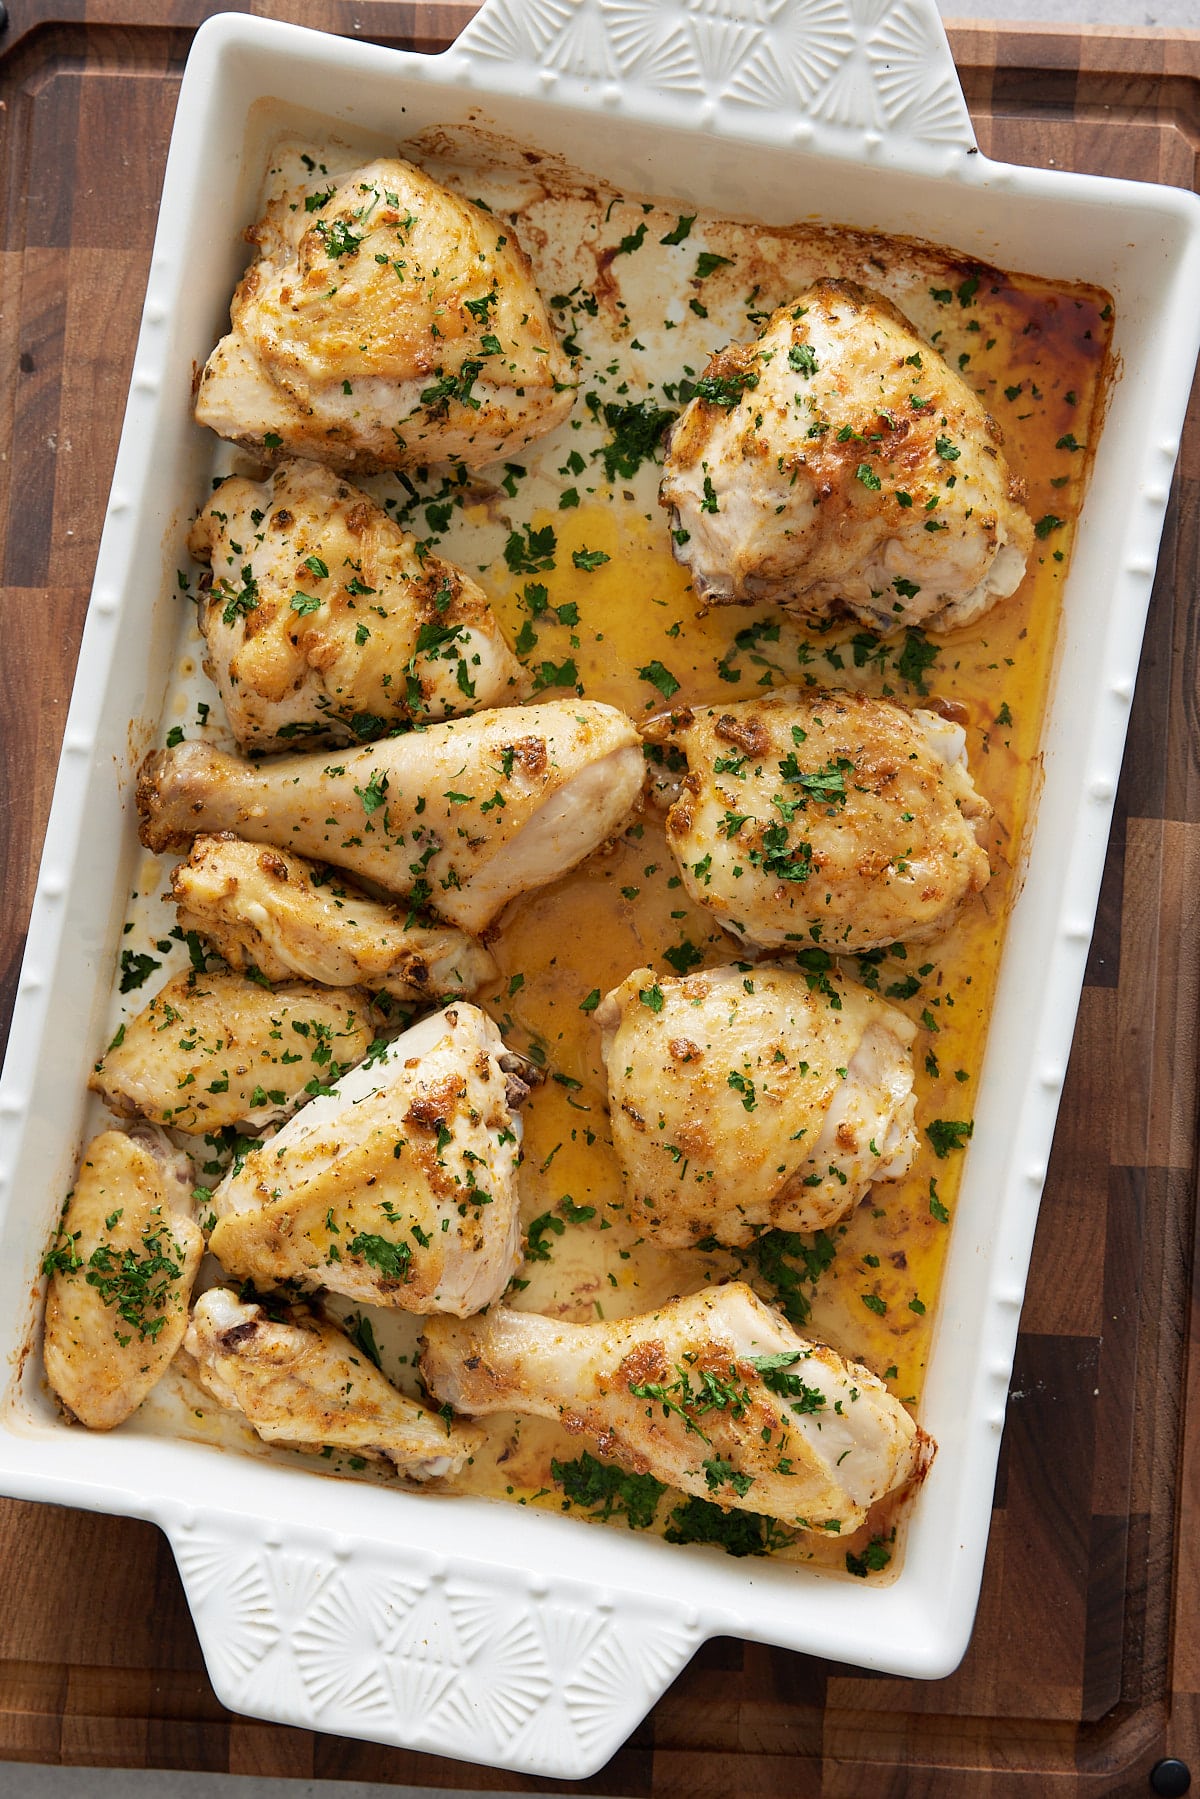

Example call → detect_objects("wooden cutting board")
1 7 1197 1792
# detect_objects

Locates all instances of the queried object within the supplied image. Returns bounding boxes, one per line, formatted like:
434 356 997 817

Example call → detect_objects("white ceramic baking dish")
2 0 1198 1778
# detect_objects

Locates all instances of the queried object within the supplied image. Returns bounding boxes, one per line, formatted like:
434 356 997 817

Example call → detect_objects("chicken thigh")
138 700 645 935
171 835 495 1002
652 688 990 951
598 963 917 1246
195 156 576 471
43 1127 203 1430
90 969 375 1135
421 1284 926 1534
184 1287 482 1478
660 278 1033 631
189 460 524 751
209 1004 529 1315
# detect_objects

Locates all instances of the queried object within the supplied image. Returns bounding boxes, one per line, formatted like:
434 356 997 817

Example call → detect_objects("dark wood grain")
0 7 1197 1792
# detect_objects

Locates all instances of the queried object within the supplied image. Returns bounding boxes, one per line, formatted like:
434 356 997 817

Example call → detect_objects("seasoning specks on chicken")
209 1004 530 1316
651 687 991 951
189 460 524 751
420 1284 927 1535
43 1128 203 1431
598 963 918 1246
137 700 646 935
89 968 376 1135
660 278 1033 631
195 156 576 471
171 835 496 1002
184 1288 483 1479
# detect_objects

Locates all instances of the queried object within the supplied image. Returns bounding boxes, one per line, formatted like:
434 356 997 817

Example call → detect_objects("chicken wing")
421 1284 926 1534
597 963 917 1246
660 278 1033 631
189 460 524 751
137 700 645 935
195 156 575 471
184 1287 482 1478
43 1127 203 1430
171 835 495 1002
89 969 375 1135
652 688 990 951
209 1004 529 1316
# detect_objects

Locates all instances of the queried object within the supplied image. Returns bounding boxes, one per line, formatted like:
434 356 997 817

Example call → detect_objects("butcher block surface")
0 5 1198 1793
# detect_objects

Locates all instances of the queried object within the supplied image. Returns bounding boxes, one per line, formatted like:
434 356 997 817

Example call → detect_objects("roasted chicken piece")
660 278 1033 631
421 1284 926 1534
171 835 495 1002
89 968 375 1135
598 963 917 1245
209 1004 529 1316
184 1288 482 1479
652 688 990 951
43 1128 203 1430
189 460 524 752
138 700 645 935
195 156 576 471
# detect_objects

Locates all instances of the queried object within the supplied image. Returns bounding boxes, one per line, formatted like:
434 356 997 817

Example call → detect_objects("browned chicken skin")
598 962 917 1246
184 1288 483 1478
195 156 576 471
661 278 1033 630
189 459 524 751
421 1285 926 1535
651 687 991 951
171 835 496 1002
137 701 646 935
43 1128 203 1430
89 968 376 1134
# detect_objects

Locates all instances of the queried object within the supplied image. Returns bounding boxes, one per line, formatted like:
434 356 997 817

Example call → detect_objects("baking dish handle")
450 0 977 161
167 1509 705 1778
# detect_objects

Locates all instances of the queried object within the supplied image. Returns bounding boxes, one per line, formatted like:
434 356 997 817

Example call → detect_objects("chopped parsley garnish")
598 399 678 482
788 343 818 377
695 251 733 279
314 218 363 260
119 950 159 993
525 1211 566 1262
346 1232 411 1280
660 215 695 245
927 1118 974 1158
846 1535 893 1577
748 1352 825 1411
637 659 680 699
217 565 259 627
751 1228 837 1329
79 1211 186 1344
663 1496 790 1557
1034 514 1065 539
896 630 939 695
353 770 389 815
421 360 484 415
503 522 558 574
691 370 759 408
727 1069 757 1111
552 1451 665 1528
